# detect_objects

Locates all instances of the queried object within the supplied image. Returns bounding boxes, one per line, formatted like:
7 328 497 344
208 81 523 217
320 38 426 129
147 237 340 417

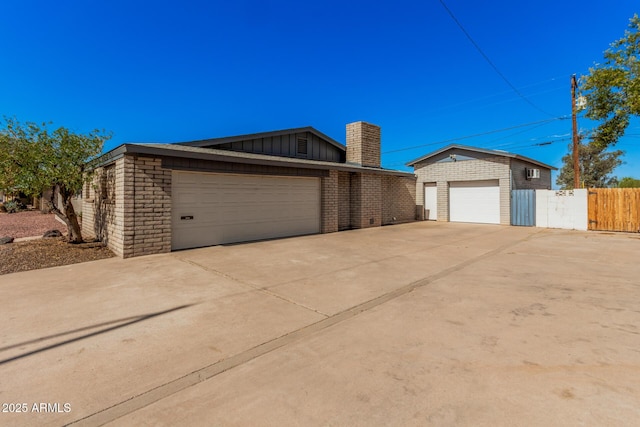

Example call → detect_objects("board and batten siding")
214 131 344 163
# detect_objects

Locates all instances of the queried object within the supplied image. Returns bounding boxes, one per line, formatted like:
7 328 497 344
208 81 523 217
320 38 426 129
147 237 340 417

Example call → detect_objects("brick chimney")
346 121 380 168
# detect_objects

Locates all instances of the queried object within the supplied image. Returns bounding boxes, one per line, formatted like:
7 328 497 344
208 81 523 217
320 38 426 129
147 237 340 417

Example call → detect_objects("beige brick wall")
129 157 172 257
414 156 511 224
81 183 96 239
82 157 128 257
350 172 382 228
338 171 351 231
346 122 381 168
321 170 339 233
382 175 417 224
83 155 171 258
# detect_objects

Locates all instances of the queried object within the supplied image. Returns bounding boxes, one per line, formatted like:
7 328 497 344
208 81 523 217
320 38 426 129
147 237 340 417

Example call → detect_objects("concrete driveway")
1 222 639 426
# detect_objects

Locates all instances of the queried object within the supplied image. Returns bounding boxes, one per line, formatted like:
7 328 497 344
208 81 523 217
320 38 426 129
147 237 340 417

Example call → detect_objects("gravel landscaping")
0 237 115 275
0 211 65 239
0 211 115 275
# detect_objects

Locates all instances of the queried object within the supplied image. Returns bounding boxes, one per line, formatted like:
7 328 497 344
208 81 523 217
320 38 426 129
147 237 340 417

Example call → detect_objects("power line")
438 0 557 117
383 136 566 167
415 79 564 116
486 131 571 150
483 122 556 146
496 137 570 151
409 85 564 122
382 117 567 154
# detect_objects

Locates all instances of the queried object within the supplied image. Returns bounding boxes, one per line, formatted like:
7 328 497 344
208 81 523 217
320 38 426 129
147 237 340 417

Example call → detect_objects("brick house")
407 144 555 225
83 122 416 258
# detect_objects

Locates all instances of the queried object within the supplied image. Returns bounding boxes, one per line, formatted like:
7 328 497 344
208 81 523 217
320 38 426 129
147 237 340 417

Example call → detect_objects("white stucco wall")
536 189 588 231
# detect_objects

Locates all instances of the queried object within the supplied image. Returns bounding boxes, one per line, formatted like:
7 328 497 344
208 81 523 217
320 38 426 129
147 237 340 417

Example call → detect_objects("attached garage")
172 171 320 250
449 180 500 224
83 122 417 258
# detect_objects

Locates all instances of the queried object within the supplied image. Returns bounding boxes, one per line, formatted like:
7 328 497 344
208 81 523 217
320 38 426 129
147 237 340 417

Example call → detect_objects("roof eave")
87 144 128 169
93 144 414 177
406 143 556 170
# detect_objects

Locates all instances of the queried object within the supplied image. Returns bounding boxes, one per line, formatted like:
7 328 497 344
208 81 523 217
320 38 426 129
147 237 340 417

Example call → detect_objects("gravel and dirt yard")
0 210 64 238
0 211 114 275
0 238 115 275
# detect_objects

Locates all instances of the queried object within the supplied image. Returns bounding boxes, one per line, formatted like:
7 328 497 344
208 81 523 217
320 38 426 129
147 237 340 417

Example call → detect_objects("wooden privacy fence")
588 188 640 232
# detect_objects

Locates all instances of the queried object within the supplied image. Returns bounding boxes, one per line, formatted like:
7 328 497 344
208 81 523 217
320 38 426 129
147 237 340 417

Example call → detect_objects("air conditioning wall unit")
526 168 540 180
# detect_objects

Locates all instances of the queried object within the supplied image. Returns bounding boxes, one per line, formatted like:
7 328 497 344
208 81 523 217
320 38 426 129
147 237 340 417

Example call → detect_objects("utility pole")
571 75 580 189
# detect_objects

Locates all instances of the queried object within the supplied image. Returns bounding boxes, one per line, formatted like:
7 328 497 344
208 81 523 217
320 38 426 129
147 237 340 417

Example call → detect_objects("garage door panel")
172 171 321 250
449 180 500 224
178 206 317 226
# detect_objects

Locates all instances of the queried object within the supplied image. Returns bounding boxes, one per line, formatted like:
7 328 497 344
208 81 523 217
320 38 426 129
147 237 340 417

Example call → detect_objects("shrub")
4 200 20 213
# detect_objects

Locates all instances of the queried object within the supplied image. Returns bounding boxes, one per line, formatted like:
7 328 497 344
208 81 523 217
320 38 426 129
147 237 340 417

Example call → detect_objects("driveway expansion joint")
68 230 532 427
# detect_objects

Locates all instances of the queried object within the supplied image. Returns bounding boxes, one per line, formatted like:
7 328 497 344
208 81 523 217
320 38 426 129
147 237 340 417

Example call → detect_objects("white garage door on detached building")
171 171 321 250
449 180 500 224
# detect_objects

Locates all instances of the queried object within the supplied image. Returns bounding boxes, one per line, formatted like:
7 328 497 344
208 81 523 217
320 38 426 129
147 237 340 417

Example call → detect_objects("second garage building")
408 144 555 225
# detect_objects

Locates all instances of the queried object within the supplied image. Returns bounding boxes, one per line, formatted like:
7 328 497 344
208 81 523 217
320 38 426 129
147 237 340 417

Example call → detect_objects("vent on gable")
526 168 540 180
297 137 308 155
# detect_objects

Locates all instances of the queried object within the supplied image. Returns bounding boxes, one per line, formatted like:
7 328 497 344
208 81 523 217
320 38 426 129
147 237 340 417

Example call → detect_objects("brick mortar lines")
129 157 172 257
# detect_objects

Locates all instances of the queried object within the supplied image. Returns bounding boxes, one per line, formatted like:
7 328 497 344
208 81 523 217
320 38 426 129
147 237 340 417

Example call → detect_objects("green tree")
0 118 111 242
556 141 623 189
618 177 640 188
580 14 640 148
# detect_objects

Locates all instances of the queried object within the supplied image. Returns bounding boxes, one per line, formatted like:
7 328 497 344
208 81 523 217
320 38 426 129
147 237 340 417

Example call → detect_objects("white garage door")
172 171 321 250
449 180 500 224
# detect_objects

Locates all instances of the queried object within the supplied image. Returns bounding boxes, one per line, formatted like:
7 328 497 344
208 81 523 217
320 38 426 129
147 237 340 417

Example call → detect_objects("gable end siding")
210 131 344 163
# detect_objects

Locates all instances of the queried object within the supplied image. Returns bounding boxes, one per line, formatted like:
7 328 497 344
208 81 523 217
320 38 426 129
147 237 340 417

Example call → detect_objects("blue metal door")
511 190 536 226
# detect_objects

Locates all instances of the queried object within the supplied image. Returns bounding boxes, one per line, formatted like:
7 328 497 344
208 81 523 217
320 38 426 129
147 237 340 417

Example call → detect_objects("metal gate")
511 189 536 226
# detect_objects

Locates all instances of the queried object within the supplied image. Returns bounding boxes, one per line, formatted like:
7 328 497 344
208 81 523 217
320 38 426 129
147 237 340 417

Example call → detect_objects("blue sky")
1 0 638 185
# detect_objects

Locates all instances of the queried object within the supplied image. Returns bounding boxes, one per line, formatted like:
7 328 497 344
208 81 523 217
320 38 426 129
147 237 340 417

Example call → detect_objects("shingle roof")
405 144 557 170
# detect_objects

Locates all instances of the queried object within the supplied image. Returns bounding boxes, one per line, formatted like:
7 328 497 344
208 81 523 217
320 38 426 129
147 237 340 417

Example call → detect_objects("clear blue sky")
1 0 638 185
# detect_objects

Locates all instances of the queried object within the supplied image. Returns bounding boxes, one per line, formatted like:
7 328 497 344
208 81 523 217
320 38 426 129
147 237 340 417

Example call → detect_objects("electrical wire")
485 131 571 150
381 137 565 168
438 0 558 117
410 81 564 119
382 117 567 154
483 122 557 146
496 137 570 151
405 85 565 123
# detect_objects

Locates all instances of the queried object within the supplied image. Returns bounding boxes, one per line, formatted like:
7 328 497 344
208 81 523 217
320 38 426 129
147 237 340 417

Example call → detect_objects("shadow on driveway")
0 304 195 365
